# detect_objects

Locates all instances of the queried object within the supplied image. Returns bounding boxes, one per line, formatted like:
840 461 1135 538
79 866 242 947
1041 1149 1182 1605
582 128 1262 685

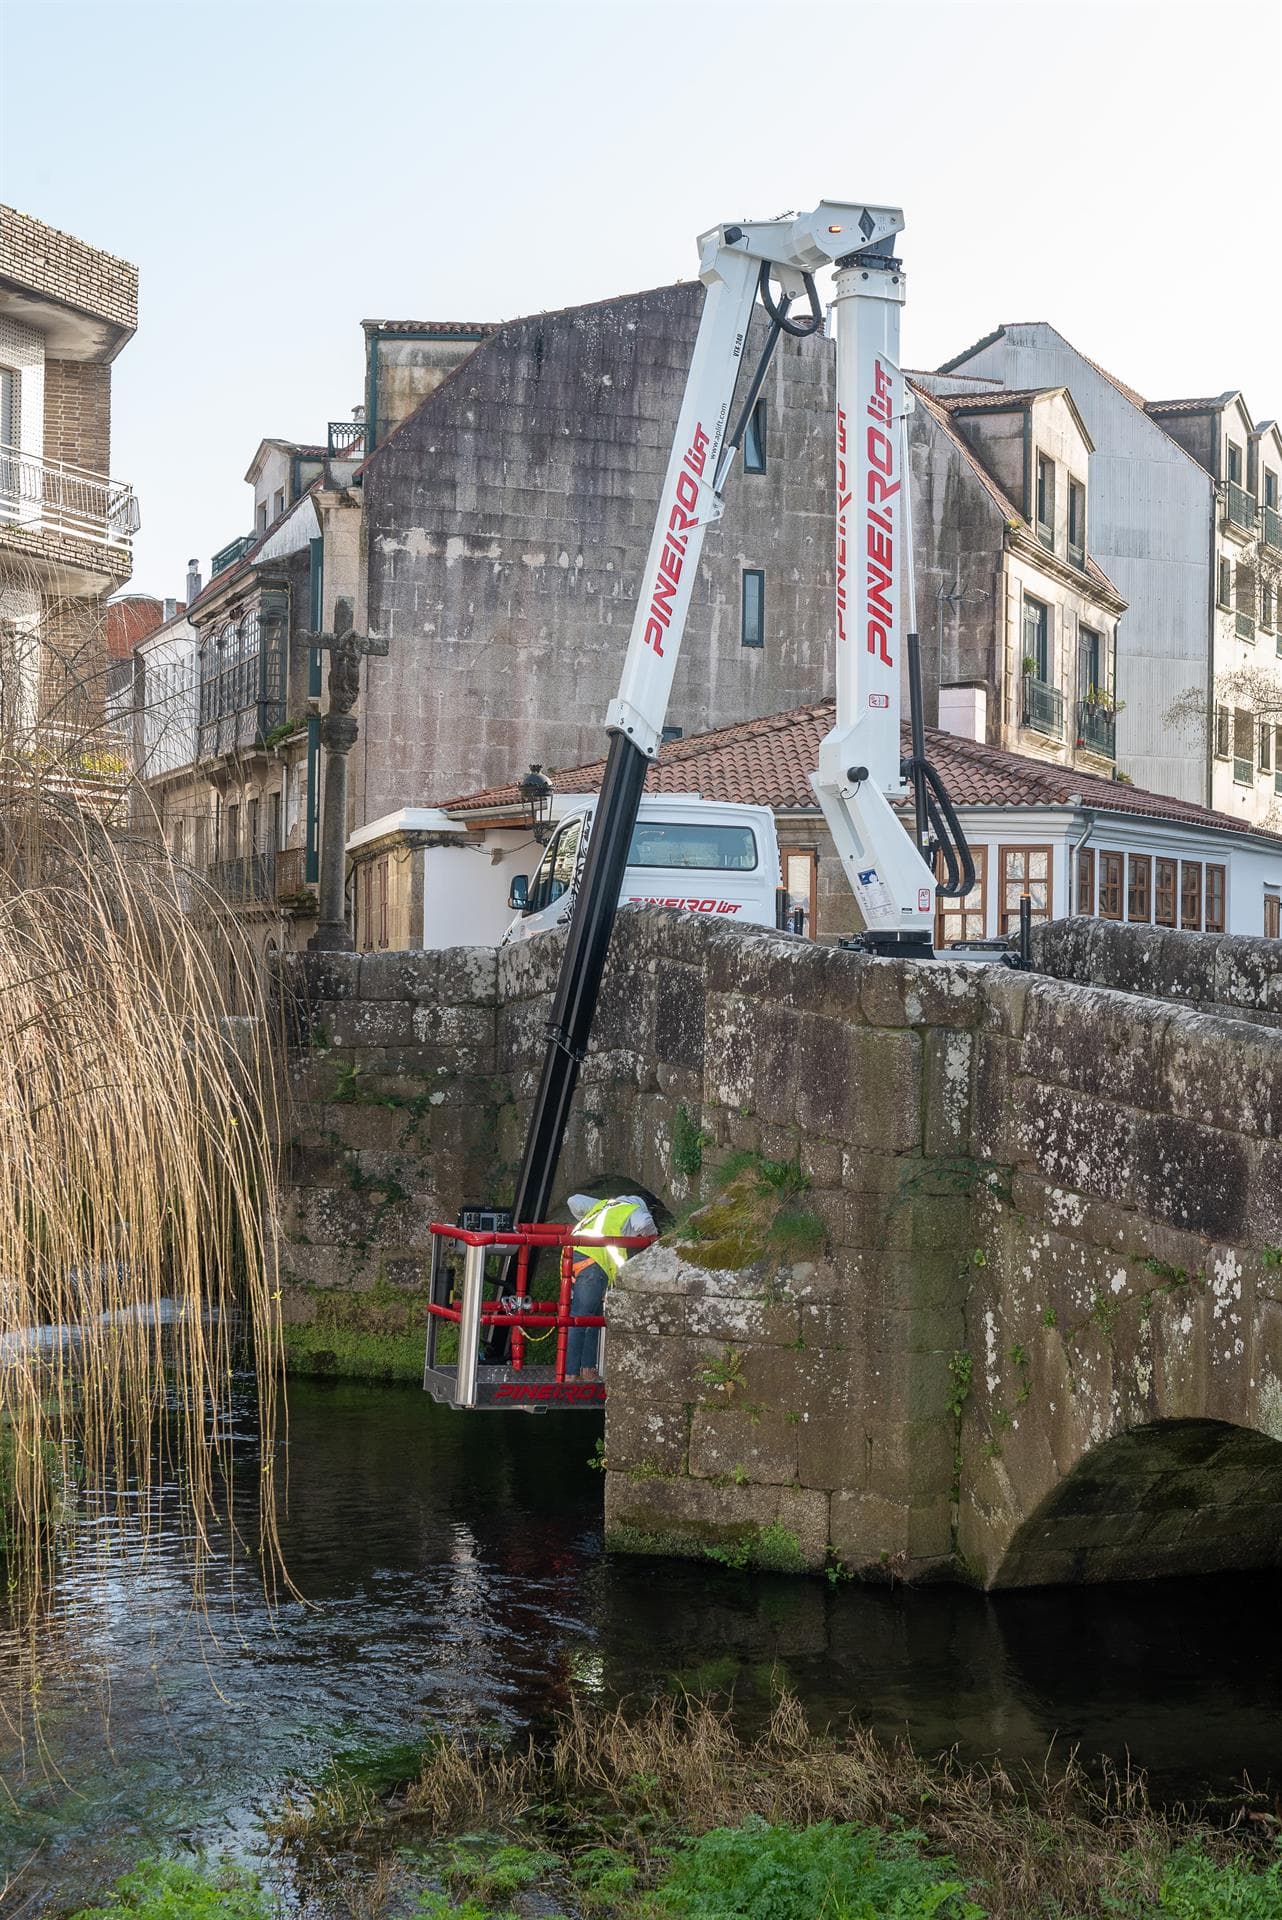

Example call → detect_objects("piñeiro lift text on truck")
424 196 987 1412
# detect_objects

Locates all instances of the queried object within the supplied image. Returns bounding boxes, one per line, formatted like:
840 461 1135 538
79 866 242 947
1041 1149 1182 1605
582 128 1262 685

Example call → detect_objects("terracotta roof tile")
438 700 1282 847
1145 396 1231 416
933 388 1048 413
362 319 498 336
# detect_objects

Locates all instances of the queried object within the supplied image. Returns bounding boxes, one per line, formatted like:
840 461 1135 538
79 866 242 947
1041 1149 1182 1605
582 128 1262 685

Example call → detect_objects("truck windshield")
625 823 758 871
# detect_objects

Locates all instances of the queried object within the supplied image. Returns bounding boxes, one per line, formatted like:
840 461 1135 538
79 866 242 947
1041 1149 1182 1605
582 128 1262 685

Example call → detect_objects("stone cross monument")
298 596 388 952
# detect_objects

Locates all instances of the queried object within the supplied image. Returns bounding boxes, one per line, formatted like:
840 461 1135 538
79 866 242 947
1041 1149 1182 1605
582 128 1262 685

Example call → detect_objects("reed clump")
266 1690 1281 1918
0 725 286 1630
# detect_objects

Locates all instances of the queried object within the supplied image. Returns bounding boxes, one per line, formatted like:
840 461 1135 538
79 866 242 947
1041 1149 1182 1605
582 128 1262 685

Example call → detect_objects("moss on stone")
672 1161 824 1274
283 1321 425 1383
282 1277 429 1382
606 1513 808 1576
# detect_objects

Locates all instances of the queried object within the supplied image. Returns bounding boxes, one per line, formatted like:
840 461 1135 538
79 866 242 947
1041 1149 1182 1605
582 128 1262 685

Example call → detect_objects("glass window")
1205 864 1226 934
1266 469 1279 511
1036 454 1055 550
1267 891 1281 940
1155 858 1177 927
1219 556 1232 606
1215 705 1231 759
743 400 767 475
1023 595 1050 681
1237 561 1257 620
1227 442 1242 485
1076 846 1095 915
1068 479 1086 567
0 366 16 455
1263 583 1275 630
1181 861 1202 931
1234 709 1254 783
626 822 758 870
1000 845 1052 933
741 569 764 648
938 845 987 946
274 488 286 520
784 849 817 935
1262 725 1273 775
547 819 582 905
1127 854 1152 922
1078 626 1102 701
1099 851 1123 920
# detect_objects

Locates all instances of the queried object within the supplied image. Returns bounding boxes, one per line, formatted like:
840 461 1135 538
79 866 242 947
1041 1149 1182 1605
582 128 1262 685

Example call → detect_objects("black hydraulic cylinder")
509 730 650 1230
905 630 930 859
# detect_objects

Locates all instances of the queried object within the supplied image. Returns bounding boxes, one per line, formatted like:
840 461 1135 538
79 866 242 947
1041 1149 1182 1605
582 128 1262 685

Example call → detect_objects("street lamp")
518 764 554 844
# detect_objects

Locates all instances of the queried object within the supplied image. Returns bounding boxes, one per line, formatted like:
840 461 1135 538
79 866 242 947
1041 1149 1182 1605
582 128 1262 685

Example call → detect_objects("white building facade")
934 325 1282 827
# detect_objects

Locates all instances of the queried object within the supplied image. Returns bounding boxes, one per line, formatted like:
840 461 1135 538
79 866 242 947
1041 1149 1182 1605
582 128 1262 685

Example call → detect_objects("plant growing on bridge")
700 1348 746 1401
671 1103 712 1180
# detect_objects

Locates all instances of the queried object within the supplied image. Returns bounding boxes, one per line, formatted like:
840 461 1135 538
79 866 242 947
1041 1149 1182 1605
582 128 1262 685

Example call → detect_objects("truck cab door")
506 815 584 943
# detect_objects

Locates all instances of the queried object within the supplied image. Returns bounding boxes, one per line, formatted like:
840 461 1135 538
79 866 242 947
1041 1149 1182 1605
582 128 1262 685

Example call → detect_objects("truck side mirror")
508 874 529 911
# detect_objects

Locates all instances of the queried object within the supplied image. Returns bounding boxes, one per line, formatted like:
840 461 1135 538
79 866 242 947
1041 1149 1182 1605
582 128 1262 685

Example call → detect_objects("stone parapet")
1032 917 1282 1027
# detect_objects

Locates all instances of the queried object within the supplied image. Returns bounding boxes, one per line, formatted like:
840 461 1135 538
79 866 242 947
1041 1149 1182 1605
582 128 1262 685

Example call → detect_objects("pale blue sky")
2 0 1278 597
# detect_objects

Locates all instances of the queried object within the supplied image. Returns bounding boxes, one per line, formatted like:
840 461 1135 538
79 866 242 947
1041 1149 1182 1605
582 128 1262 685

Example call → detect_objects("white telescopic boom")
511 199 907 1234
607 202 904 760
811 249 938 948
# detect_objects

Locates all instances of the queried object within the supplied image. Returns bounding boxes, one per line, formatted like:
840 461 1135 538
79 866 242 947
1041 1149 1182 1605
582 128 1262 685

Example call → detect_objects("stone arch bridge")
280 913 1282 1588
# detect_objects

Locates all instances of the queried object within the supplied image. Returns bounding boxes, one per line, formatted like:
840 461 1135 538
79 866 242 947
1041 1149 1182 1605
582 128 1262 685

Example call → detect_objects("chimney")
186 558 202 604
938 683 988 744
162 597 177 622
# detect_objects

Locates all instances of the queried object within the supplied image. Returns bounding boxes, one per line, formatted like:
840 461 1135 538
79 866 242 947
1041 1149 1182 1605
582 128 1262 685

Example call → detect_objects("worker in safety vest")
564 1192 656 1381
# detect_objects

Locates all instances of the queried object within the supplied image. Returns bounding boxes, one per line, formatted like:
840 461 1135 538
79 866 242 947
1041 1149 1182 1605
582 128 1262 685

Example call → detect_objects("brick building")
0 205 138 745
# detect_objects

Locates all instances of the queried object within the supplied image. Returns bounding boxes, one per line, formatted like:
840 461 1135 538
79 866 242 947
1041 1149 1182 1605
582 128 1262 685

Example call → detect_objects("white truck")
501 797 781 946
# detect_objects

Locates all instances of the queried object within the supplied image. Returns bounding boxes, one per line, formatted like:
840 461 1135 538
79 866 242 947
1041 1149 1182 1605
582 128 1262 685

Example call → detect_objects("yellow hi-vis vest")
571 1198 642 1283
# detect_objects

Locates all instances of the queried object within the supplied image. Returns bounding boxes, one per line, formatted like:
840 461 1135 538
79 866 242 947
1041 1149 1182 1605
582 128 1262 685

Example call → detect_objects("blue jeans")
565 1261 607 1375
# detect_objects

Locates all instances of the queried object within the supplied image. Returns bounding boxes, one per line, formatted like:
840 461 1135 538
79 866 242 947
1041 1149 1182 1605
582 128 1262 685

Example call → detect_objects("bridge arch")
992 1420 1282 1588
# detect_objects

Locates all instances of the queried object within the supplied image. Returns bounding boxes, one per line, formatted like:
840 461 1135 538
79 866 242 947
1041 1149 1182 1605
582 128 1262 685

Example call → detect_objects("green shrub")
69 1858 272 1919
1158 1844 1282 1917
653 1816 982 1919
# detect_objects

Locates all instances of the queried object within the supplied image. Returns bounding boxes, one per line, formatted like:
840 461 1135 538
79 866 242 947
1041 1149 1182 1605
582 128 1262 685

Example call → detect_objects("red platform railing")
424 1220 656 1408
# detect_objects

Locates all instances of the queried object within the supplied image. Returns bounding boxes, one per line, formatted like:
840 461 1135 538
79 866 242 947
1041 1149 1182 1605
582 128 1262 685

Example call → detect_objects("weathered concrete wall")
356 286 835 816
279 914 1282 1585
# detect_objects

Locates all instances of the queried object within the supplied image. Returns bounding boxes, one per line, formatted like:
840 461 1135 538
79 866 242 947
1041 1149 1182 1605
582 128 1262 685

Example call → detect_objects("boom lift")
424 198 975 1410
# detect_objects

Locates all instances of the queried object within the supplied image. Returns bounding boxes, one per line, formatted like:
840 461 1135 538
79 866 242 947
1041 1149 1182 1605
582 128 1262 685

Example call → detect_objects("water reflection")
3 1379 1282 1909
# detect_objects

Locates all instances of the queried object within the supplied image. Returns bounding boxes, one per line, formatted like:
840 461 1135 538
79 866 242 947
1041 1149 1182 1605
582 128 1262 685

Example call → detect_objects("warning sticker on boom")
853 864 895 920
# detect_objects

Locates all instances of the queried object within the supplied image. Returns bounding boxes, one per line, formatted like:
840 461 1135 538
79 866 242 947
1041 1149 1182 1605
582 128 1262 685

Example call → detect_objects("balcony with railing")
327 420 365 456
1075 700 1116 759
208 853 277 905
1022 675 1064 739
1264 505 1282 555
0 443 139 553
210 532 257 576
1223 481 1258 535
275 845 316 901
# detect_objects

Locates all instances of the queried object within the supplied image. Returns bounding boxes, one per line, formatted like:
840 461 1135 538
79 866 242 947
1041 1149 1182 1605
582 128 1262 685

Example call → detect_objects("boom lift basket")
423 1220 656 1411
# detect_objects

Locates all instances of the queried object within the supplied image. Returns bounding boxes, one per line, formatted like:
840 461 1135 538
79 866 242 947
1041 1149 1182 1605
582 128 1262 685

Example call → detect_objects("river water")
4 1379 1282 1912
